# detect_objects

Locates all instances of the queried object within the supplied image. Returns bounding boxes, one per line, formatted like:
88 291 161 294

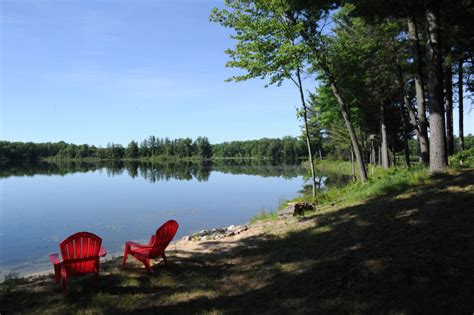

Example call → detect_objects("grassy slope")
1 169 473 314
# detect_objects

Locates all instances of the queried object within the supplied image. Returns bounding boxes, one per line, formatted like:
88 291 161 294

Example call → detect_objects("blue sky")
1 0 472 146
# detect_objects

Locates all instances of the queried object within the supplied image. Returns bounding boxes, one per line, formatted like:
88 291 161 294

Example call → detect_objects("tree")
444 55 454 156
211 0 319 198
425 1 448 173
126 141 139 159
407 15 430 164
195 137 213 159
282 1 369 181
459 59 465 151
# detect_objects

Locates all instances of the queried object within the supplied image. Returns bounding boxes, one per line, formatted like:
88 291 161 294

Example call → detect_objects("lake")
0 160 322 278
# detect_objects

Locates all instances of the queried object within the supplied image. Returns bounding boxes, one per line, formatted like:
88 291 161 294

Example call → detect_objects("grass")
1 168 473 313
250 208 278 223
1 272 23 294
293 165 429 211
314 159 355 176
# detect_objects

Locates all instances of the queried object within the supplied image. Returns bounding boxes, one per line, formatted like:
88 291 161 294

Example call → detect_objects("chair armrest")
49 253 61 265
126 241 152 248
99 247 107 257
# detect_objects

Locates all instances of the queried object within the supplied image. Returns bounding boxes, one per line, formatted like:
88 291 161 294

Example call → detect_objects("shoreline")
4 220 266 282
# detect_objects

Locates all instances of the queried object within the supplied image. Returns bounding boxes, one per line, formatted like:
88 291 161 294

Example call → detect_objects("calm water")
0 160 316 278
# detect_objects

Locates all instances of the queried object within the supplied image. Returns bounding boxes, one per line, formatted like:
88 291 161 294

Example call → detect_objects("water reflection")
0 159 306 182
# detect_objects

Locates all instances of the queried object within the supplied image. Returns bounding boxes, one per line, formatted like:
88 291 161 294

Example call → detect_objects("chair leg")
143 259 151 274
122 246 129 270
95 270 100 287
53 264 60 284
62 278 67 295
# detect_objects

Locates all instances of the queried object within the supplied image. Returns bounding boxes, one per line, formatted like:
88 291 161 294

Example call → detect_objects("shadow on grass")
1 170 473 314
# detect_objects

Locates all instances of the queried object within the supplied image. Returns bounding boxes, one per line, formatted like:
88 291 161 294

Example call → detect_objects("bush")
449 148 474 168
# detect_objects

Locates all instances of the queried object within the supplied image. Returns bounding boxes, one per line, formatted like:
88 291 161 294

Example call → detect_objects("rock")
293 202 315 216
187 224 249 241
237 225 248 233
278 202 315 217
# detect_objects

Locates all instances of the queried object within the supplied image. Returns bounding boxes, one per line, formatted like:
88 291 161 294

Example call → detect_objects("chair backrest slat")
60 232 102 273
152 220 179 254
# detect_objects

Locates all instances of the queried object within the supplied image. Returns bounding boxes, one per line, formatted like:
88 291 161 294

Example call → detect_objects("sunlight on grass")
167 289 217 304
149 273 176 287
363 259 387 274
314 225 333 234
299 166 429 209
250 208 278 223
120 278 141 288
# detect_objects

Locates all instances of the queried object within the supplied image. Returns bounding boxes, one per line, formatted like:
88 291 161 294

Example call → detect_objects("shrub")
449 148 474 168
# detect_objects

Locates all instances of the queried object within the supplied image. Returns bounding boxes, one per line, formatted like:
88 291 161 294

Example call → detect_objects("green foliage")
210 0 310 87
314 160 354 176
0 137 305 162
449 147 474 168
1 271 23 293
296 166 429 208
212 137 306 162
125 141 139 159
250 208 278 223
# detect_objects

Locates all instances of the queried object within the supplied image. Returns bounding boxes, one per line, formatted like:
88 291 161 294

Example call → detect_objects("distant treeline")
212 137 307 161
0 159 307 181
0 136 308 162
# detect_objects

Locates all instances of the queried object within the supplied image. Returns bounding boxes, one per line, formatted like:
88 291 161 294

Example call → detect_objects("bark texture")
458 59 465 150
407 16 430 164
399 102 411 167
296 68 317 199
329 79 368 181
425 2 448 173
444 61 454 156
380 102 389 168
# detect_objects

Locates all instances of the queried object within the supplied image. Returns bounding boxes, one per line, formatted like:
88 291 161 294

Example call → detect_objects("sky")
0 0 472 147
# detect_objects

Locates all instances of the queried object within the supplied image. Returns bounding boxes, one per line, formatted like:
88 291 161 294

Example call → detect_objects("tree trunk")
396 68 419 165
370 140 376 165
444 59 454 156
407 16 430 165
458 58 465 151
392 144 397 166
296 68 317 199
399 102 411 167
404 93 425 161
425 2 448 174
396 70 411 167
325 71 368 181
350 147 356 180
378 145 382 166
298 23 367 181
380 102 389 168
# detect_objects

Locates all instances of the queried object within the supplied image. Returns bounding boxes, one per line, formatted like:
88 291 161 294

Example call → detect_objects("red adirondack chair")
122 220 179 273
49 232 107 294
